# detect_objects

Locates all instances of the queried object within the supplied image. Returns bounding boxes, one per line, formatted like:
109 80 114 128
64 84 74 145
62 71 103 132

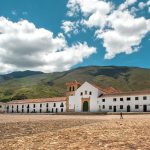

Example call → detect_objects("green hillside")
0 66 150 102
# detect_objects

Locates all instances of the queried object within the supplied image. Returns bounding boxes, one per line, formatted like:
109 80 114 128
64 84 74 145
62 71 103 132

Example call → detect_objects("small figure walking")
120 112 123 119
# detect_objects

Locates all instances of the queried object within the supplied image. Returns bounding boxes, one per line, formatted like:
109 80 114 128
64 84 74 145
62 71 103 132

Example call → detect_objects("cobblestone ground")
0 114 150 150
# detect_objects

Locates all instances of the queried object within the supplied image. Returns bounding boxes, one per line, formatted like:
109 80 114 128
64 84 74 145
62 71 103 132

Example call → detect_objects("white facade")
5 99 66 113
68 82 150 112
69 82 102 112
98 95 150 112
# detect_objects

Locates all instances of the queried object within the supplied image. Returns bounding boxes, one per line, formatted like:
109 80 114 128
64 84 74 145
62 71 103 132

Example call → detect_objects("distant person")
120 112 123 119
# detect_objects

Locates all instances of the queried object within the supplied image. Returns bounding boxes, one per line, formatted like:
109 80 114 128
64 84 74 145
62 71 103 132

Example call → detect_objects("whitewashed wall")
69 82 150 113
69 82 102 112
6 101 66 113
98 94 150 112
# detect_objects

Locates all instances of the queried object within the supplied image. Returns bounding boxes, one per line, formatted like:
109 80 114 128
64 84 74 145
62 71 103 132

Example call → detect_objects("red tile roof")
7 97 66 104
103 87 121 94
66 80 81 86
91 83 120 94
101 90 150 97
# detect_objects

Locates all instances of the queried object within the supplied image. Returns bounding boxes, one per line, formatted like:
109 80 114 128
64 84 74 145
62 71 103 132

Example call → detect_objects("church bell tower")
66 80 81 96
65 81 81 112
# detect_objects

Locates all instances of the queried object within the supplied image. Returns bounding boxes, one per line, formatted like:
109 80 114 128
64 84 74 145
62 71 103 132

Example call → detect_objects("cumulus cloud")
65 0 150 59
0 17 96 73
67 0 113 29
119 0 137 10
61 21 79 36
97 11 150 59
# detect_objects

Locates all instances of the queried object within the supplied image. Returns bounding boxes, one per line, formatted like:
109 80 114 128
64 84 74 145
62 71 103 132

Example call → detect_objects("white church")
0 81 150 113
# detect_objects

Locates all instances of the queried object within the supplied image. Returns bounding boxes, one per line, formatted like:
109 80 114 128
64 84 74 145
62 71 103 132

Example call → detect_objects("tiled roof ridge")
7 96 67 104
102 90 150 97
90 82 107 93
90 82 120 94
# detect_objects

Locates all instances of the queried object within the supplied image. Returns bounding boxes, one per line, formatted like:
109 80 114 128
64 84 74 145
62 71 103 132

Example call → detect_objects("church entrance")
143 105 147 112
127 105 130 112
83 101 89 112
113 106 116 112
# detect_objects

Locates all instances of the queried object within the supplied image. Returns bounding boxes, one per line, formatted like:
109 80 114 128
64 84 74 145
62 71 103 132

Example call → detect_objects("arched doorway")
127 105 130 112
83 101 89 112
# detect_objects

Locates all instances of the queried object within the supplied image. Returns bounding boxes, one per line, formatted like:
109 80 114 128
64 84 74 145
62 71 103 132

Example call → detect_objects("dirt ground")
0 114 150 150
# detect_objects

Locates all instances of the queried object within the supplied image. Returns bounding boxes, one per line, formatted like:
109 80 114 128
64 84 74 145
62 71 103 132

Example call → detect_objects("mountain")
0 70 43 81
0 66 150 102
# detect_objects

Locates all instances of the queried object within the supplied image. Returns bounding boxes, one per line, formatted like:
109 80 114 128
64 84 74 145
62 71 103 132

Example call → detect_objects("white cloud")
67 0 113 29
66 0 150 59
138 2 146 9
61 21 79 36
97 11 150 59
147 0 150 6
148 7 150 13
119 0 137 10
0 17 96 73
67 0 112 16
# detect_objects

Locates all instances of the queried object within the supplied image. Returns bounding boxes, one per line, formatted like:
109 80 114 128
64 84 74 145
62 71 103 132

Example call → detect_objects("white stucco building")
68 81 150 112
3 97 66 113
0 81 150 113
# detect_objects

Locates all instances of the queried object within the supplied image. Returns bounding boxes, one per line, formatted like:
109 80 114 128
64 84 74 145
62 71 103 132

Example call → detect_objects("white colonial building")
68 81 150 112
1 97 66 113
0 81 150 113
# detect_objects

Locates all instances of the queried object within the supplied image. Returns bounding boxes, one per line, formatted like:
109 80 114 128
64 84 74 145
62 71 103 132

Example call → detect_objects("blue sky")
0 0 149 73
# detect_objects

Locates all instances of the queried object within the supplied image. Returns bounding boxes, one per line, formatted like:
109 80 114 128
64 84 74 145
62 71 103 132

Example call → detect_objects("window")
85 91 87 95
109 106 112 110
135 97 139 100
56 108 58 113
80 92 83 96
69 87 71 91
46 103 48 107
40 109 42 113
89 91 92 95
102 99 105 102
102 105 105 109
17 105 19 113
33 104 36 108
113 98 117 101
135 105 139 109
40 104 42 107
7 106 9 112
61 108 63 112
60 103 64 107
120 105 123 109
120 98 123 101
53 103 56 107
27 104 30 108
72 86 75 91
143 96 147 100
22 105 24 108
0 105 2 108
127 97 131 101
